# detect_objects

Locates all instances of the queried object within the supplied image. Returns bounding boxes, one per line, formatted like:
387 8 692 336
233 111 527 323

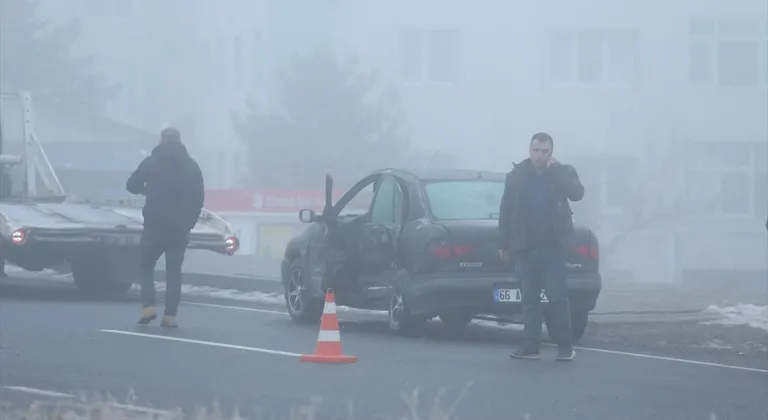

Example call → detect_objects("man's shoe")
160 315 178 328
137 306 157 325
556 345 575 361
509 345 541 360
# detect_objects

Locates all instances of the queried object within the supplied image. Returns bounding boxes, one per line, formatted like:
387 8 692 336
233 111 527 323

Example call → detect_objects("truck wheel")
284 259 324 323
71 258 133 296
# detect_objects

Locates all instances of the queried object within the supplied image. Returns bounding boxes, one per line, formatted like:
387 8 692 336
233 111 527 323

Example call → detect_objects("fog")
1 0 767 348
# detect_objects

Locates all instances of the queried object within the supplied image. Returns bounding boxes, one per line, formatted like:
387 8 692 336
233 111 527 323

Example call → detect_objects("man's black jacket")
498 158 584 252
126 141 204 233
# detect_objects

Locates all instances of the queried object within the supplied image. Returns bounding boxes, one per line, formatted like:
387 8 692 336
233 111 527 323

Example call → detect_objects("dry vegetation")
0 383 477 420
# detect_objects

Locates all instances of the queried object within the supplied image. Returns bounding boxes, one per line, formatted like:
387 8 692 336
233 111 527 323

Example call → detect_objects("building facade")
36 0 768 281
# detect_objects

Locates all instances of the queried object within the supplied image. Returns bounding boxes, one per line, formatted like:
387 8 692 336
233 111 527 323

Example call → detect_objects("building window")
688 18 767 88
85 0 112 15
251 31 263 90
401 29 458 85
599 159 634 214
548 30 638 87
685 142 767 217
234 34 244 89
216 37 228 89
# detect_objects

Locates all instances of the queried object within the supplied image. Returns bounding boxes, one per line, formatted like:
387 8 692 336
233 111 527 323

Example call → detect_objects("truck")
0 91 240 295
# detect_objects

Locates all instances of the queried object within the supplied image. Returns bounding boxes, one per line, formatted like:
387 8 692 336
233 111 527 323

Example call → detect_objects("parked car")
281 168 601 342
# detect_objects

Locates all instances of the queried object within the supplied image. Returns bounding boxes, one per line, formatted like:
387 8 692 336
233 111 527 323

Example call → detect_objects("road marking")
99 329 302 357
2 386 174 415
184 301 288 315
101 402 175 415
174 303 765 374
560 345 768 374
2 386 75 398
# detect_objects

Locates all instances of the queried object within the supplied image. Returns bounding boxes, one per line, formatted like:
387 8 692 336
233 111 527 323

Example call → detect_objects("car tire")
438 311 473 332
544 308 590 344
388 290 427 337
569 310 589 343
284 259 324 324
71 257 133 297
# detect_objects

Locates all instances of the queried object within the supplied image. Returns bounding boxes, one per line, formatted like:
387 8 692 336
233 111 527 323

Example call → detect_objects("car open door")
358 174 408 292
305 174 379 294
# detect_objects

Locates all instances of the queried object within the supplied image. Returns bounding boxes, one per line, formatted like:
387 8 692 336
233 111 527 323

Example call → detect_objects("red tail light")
430 244 473 258
575 245 598 259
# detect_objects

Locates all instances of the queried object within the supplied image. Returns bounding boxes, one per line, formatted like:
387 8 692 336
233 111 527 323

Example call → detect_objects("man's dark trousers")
515 244 572 348
139 226 188 316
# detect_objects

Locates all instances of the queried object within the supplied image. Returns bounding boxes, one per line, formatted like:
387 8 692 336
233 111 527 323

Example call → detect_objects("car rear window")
424 180 505 220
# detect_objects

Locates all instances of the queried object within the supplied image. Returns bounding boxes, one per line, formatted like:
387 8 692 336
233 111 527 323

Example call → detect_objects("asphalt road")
1 277 766 420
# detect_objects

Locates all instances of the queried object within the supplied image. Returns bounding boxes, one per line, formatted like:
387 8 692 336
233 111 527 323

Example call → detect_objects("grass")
0 384 727 420
0 382 478 420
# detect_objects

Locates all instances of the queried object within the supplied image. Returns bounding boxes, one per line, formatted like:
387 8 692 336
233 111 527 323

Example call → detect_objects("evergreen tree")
0 0 118 113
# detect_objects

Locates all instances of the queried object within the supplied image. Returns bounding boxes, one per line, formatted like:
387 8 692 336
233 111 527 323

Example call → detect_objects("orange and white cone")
300 289 358 364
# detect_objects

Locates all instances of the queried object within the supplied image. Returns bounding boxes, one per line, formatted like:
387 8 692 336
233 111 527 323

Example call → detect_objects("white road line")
102 402 175 415
2 386 75 398
563 345 768 374
184 301 288 315
181 303 766 374
99 329 302 357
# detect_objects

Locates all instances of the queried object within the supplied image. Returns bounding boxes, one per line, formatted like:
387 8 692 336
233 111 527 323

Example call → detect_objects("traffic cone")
300 289 358 364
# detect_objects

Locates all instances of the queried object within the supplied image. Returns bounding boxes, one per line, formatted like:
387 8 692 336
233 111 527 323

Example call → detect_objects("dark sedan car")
281 168 601 341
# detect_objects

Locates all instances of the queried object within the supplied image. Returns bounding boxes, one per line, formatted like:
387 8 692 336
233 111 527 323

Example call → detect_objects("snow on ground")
702 304 768 332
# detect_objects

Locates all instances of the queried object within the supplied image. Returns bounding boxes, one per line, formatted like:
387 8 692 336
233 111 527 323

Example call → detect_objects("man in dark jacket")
126 127 204 328
498 132 584 361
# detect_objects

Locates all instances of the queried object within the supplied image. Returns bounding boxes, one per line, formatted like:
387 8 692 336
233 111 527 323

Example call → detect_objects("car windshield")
424 180 505 220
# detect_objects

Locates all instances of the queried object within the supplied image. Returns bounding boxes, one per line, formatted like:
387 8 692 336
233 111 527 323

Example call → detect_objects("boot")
160 315 178 328
137 306 157 325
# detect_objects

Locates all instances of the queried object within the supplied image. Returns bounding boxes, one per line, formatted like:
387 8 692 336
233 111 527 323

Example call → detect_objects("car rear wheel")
285 259 323 324
544 308 590 343
388 291 427 337
438 311 473 332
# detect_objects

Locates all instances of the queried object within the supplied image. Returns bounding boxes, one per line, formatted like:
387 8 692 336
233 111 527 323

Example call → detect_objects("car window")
370 177 398 224
424 180 505 220
338 181 376 216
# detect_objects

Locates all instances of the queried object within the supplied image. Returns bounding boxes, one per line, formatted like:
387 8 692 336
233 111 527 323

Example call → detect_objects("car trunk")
429 220 598 274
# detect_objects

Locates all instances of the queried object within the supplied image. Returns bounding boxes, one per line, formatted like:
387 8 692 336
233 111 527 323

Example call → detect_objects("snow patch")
703 304 768 332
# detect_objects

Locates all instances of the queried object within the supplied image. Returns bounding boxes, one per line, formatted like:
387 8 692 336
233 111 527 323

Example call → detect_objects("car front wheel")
284 259 323 324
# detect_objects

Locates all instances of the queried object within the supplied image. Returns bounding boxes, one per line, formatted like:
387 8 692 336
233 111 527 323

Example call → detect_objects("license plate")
494 289 549 303
94 234 138 246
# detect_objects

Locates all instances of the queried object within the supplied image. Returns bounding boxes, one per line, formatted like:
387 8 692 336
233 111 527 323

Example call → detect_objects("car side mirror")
299 208 318 223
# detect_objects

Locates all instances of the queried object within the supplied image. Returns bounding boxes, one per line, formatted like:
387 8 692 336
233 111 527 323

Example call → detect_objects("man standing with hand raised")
498 132 585 361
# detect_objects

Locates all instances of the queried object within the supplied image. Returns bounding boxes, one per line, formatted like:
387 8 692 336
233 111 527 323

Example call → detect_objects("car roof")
374 167 507 182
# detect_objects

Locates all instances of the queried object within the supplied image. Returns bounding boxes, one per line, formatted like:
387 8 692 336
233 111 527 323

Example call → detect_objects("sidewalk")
168 252 767 314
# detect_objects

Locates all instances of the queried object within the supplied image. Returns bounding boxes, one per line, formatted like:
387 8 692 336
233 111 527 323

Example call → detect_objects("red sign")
204 189 350 213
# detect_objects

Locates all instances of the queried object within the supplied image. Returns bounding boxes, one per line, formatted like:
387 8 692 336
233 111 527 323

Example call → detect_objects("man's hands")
546 157 558 169
498 249 510 261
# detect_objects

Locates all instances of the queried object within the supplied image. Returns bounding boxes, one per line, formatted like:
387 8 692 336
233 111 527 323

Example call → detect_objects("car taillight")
575 244 598 259
430 244 473 258
11 228 26 245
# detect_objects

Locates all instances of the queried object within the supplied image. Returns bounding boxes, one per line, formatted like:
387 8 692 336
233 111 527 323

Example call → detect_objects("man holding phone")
498 132 585 361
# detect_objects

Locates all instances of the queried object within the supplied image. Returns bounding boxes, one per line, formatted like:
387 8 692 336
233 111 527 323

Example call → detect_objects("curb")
156 270 284 295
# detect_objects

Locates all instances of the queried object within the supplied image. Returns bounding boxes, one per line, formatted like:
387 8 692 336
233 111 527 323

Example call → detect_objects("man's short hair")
530 132 553 147
160 127 181 145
